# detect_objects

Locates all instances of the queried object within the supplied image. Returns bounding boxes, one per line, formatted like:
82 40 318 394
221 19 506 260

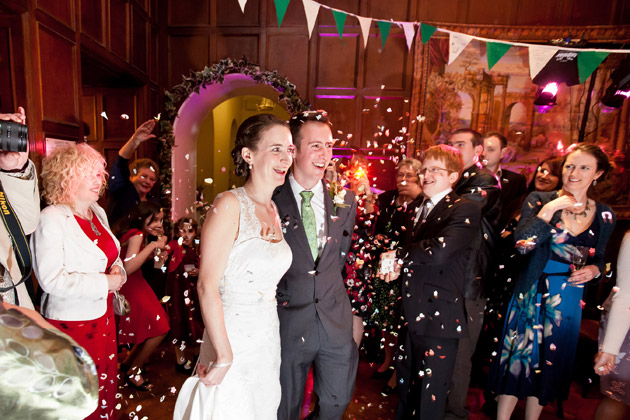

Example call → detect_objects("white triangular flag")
302 0 321 39
448 32 473 65
357 16 372 49
238 0 247 13
528 46 558 80
400 22 416 51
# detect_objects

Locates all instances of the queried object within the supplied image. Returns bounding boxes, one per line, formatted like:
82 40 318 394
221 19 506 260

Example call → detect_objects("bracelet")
211 361 232 368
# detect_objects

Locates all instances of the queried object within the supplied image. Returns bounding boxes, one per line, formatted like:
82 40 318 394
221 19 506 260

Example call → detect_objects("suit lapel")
414 193 453 238
318 180 336 265
273 178 315 264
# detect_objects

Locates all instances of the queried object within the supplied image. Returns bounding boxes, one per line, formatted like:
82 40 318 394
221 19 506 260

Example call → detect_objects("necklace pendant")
90 220 102 236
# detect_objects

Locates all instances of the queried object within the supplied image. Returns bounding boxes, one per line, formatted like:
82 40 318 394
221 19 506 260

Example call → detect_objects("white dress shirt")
289 173 328 256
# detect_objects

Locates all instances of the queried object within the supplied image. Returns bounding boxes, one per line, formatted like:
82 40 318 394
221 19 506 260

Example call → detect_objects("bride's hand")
197 362 231 387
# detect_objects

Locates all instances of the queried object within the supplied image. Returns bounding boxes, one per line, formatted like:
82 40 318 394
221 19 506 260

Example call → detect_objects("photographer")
0 106 40 308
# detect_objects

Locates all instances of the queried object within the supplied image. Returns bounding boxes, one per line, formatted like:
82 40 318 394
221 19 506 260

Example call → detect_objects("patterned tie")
300 190 318 260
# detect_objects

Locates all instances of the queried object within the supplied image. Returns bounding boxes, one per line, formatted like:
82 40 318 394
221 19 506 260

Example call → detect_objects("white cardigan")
601 231 630 355
31 203 126 321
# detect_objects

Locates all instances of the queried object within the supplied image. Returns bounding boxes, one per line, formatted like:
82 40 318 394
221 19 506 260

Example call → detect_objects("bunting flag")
377 21 391 49
302 0 320 38
528 46 558 79
487 42 511 70
238 0 247 13
400 22 416 51
332 9 347 41
357 16 372 49
274 0 291 26
578 51 610 83
448 32 473 65
420 23 436 44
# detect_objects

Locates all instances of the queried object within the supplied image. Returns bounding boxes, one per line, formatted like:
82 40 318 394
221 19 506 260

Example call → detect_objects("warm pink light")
542 83 559 97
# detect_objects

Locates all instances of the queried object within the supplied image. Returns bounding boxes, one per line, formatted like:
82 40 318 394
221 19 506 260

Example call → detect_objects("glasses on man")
419 167 450 176
396 172 418 180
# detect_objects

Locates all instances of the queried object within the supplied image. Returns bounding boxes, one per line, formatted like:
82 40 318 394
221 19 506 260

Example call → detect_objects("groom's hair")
290 110 333 148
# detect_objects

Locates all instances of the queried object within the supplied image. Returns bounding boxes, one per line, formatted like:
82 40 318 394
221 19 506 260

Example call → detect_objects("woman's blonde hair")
41 143 108 205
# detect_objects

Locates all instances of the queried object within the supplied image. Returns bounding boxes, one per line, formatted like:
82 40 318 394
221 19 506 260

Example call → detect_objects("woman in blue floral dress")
489 144 616 420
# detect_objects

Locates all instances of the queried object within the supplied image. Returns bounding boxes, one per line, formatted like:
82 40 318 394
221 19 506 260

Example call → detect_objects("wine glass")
571 246 590 271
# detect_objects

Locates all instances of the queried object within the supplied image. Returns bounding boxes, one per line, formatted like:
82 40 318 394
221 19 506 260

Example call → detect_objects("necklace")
563 202 591 221
74 207 101 236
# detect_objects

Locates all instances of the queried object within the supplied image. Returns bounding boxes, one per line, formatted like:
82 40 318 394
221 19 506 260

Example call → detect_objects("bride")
174 114 294 419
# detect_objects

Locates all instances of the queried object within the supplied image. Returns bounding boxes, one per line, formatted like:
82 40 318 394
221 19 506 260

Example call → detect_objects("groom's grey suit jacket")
273 178 357 346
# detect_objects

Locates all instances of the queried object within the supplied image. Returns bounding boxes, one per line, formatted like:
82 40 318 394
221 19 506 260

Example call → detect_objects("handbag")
0 301 99 419
112 290 130 316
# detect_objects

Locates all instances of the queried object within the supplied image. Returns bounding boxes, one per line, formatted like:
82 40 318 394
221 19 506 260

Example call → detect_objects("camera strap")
0 180 32 305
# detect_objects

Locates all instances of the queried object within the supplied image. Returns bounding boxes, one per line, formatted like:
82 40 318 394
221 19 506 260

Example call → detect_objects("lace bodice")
219 187 292 307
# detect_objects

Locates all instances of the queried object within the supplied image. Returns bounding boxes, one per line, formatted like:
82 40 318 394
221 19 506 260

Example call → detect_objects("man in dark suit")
445 128 501 420
482 132 527 232
273 111 358 420
380 145 481 419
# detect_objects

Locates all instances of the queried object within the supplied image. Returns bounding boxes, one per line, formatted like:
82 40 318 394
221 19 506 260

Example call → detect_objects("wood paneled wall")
0 0 164 164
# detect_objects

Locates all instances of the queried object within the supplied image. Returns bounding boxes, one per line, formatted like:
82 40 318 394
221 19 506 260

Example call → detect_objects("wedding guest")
274 110 358 420
489 143 616 420
116 201 170 391
371 159 423 385
165 217 202 374
379 144 480 420
107 119 160 227
0 106 40 309
482 132 527 231
527 156 563 194
173 113 293 419
32 143 126 419
593 230 630 420
446 128 501 420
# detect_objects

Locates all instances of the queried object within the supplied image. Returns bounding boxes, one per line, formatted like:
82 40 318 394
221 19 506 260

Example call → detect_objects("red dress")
46 213 118 420
117 229 170 344
165 241 203 344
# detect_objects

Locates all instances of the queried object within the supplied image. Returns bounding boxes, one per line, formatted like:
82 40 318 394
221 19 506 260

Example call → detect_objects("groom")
273 110 358 420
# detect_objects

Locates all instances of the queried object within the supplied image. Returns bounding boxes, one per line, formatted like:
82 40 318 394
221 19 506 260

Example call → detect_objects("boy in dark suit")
380 145 481 420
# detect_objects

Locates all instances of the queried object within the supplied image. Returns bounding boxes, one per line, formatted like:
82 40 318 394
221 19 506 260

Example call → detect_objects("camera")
0 121 28 152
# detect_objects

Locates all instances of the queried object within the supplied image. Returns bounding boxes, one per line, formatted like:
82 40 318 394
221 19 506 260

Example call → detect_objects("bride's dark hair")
231 114 289 178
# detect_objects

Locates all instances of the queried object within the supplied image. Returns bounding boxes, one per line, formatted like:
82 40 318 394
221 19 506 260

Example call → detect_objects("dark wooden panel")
81 0 105 44
267 0 307 26
102 92 137 139
416 0 460 22
312 97 356 143
216 0 259 27
168 35 209 86
37 24 79 125
369 0 410 20
81 94 98 142
364 31 407 90
149 25 158 82
317 0 358 25
623 1 630 24
266 34 309 96
570 0 615 25
516 0 562 25
468 0 514 24
216 34 258 62
110 0 129 60
0 26 14 112
132 7 147 71
36 0 73 29
169 0 209 25
316 34 358 88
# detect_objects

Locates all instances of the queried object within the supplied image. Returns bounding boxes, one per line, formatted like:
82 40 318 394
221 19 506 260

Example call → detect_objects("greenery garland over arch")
158 57 310 220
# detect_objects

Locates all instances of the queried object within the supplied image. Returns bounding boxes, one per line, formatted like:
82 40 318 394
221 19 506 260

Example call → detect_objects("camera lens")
0 121 28 152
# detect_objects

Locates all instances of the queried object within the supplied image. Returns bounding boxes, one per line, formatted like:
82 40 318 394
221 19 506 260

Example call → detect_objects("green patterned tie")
300 190 318 260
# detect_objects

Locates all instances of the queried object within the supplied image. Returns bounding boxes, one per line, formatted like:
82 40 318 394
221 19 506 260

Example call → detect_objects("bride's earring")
249 161 253 170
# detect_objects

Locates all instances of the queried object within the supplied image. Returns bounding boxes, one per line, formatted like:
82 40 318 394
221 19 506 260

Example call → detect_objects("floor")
114 340 604 420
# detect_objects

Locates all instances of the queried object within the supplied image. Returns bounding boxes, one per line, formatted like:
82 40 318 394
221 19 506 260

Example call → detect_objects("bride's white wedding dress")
174 187 292 420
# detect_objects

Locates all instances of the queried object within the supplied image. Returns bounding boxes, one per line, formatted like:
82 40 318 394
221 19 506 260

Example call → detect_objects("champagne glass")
571 246 590 271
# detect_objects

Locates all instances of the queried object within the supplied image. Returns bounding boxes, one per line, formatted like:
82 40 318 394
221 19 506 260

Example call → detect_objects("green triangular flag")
578 51 609 84
487 42 511 70
421 23 436 44
332 10 347 41
274 0 290 27
377 21 391 49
